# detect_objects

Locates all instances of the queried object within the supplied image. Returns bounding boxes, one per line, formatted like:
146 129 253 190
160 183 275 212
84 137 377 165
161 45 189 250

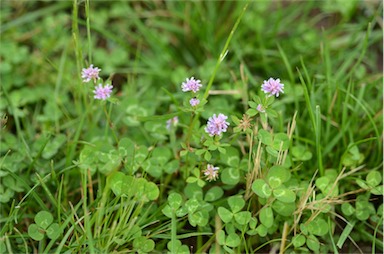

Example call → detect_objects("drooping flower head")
256 104 265 113
181 77 202 93
205 113 230 137
166 116 179 130
261 78 284 97
203 164 220 181
82 64 101 83
93 83 113 100
189 97 200 107
238 114 252 132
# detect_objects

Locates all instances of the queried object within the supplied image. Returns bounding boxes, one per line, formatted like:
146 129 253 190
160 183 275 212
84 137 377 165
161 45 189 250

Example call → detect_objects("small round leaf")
228 196 245 213
176 206 188 217
225 233 240 248
315 176 329 193
205 186 224 202
28 224 44 241
306 234 320 252
292 235 306 248
144 181 159 201
220 147 240 167
234 211 251 225
35 211 53 230
249 217 258 229
218 207 233 223
162 205 172 218
185 198 200 214
46 223 61 240
133 236 155 253
273 187 296 203
341 203 355 216
267 166 291 186
300 223 308 235
259 207 274 228
142 239 155 252
168 193 183 210
107 172 125 196
256 224 268 237
292 146 312 161
258 129 272 146
273 133 290 150
272 200 295 216
252 179 272 198
366 171 382 187
221 167 240 185
307 217 328 236
217 230 226 245
189 210 208 227
167 239 182 251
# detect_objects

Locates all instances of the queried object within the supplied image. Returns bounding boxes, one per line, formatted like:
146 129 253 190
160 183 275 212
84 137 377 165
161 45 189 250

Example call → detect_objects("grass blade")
337 219 355 249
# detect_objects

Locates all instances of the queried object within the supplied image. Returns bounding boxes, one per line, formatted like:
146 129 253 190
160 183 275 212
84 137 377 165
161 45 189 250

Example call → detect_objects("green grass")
0 0 382 253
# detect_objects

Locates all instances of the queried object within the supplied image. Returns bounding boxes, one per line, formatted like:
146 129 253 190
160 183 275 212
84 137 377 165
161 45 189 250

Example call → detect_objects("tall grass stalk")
171 210 177 254
315 105 324 175
85 0 92 64
297 62 324 176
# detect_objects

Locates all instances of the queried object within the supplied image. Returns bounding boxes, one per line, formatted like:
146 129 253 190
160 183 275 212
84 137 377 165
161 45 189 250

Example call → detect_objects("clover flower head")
181 77 202 93
205 113 230 137
261 78 284 97
93 83 113 100
189 97 200 107
256 104 265 113
166 116 179 130
203 164 220 181
238 114 252 132
82 64 101 83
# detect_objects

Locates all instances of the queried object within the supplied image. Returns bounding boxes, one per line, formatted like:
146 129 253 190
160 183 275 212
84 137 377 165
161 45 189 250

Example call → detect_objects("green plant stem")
36 173 58 209
202 3 249 100
96 179 110 239
57 175 64 225
328 217 339 254
297 62 324 176
103 103 119 144
7 171 48 222
66 111 86 167
54 208 85 254
372 213 383 254
170 123 177 158
253 238 282 252
38 238 46 253
197 226 202 251
315 105 324 176
85 0 92 64
27 134 50 174
171 210 177 252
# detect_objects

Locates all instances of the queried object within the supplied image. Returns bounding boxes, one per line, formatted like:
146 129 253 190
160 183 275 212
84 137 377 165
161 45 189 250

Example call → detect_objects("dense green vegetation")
1 1 382 253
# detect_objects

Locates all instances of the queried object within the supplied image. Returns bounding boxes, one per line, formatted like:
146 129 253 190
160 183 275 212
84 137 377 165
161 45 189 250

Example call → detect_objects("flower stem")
103 103 119 144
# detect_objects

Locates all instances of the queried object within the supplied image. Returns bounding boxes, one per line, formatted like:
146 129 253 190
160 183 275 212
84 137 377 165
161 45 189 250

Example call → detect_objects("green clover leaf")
252 179 272 198
35 211 53 230
259 207 274 228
